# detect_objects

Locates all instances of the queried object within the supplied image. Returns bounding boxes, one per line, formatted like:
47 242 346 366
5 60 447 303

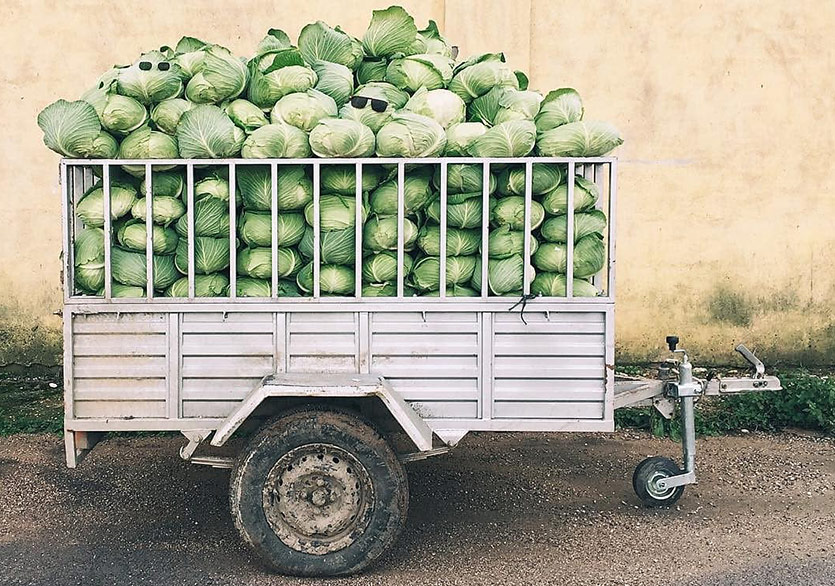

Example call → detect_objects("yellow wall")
1 0 833 365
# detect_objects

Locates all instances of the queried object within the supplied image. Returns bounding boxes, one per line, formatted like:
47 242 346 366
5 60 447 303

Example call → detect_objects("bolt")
316 478 325 487
311 489 328 507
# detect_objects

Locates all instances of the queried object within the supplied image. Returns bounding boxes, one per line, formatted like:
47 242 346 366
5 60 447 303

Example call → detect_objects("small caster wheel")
632 456 685 507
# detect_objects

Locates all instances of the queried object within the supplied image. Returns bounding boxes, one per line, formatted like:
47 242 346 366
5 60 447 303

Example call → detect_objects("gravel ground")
0 431 833 586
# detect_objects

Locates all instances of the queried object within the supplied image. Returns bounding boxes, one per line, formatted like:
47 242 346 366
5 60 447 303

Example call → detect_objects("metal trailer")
59 157 781 576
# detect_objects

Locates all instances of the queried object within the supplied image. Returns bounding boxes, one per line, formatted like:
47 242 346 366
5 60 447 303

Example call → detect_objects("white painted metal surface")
61 157 617 467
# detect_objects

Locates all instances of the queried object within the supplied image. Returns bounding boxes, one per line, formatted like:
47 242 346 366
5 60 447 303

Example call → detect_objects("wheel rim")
262 443 374 555
646 470 676 500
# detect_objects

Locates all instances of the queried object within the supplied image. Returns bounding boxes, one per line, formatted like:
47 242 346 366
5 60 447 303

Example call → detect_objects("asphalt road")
1 431 833 586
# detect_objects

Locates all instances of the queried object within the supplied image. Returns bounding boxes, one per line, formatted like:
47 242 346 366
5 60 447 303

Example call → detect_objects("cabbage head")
298 21 363 70
356 59 388 85
248 56 318 110
411 255 477 291
271 89 337 132
110 283 147 298
117 220 179 254
297 263 355 295
238 165 312 210
175 236 231 274
541 175 600 214
177 105 244 158
76 182 138 227
185 45 248 104
532 234 605 278
486 224 539 259
369 170 434 216
536 121 623 157
304 195 364 231
416 225 480 257
448 54 519 102
375 113 446 158
242 124 311 158
118 127 179 176
338 82 409 132
435 164 496 195
531 273 599 297
540 210 607 243
235 277 272 297
445 122 488 156
74 228 105 294
362 5 418 58
237 247 303 279
131 196 186 226
497 163 562 196
468 86 542 127
466 120 536 158
98 94 148 136
111 246 180 290
298 227 356 265
174 197 229 238
404 88 466 129
362 251 414 283
140 171 184 198
426 192 489 229
491 197 544 230
471 254 534 296
171 36 209 79
117 52 183 105
362 282 418 297
37 100 104 157
422 285 479 297
238 210 305 247
535 88 584 133
320 165 384 195
151 99 194 135
312 60 355 106
308 119 375 158
166 273 229 297
363 216 418 252
386 54 454 93
225 99 268 133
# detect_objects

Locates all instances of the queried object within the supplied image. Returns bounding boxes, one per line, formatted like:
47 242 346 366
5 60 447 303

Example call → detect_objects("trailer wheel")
229 408 408 577
632 456 685 507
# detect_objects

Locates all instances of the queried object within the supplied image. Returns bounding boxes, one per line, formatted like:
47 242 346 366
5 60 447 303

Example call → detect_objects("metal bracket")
399 447 451 463
735 344 765 378
190 456 234 469
179 429 212 460
655 470 696 490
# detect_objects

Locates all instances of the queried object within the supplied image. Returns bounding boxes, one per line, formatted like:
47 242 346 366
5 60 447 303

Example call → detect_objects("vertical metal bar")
566 161 575 298
358 312 370 373
591 163 605 290
396 162 405 299
271 163 279 298
71 167 85 296
228 163 237 299
145 163 154 298
274 312 286 373
167 313 181 419
607 161 618 299
604 304 615 423
355 163 363 298
480 312 493 420
62 308 74 423
60 162 71 301
439 162 448 299
522 161 532 295
186 164 195 299
480 161 490 298
312 163 321 298
681 396 697 474
102 164 112 299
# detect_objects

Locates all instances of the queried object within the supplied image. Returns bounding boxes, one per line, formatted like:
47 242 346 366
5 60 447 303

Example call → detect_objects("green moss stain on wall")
0 302 61 367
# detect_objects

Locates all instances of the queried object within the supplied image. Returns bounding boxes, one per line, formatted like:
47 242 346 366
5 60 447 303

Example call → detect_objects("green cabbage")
312 60 355 106
166 273 229 297
37 100 103 157
531 273 599 297
117 52 183 104
445 122 488 156
111 246 180 289
299 21 363 70
369 170 434 216
235 277 271 297
304 195 364 231
466 120 536 158
362 251 414 283
487 224 538 259
411 255 477 291
75 182 138 227
362 6 418 58
308 119 375 158
174 197 230 237
375 113 446 158
497 163 563 196
117 220 179 254
471 254 534 296
241 123 311 158
535 88 584 133
238 211 305 247
540 210 607 243
386 54 454 93
363 216 418 252
118 127 179 176
532 234 606 278
176 105 244 158
185 45 248 104
271 89 337 132
296 262 355 295
298 226 356 265
237 246 302 279
320 165 384 195
416 225 480 256
237 164 312 211
491 197 545 230
225 99 269 133
541 175 600 214
536 121 623 157
151 99 194 135
130 196 186 226
174 236 231 274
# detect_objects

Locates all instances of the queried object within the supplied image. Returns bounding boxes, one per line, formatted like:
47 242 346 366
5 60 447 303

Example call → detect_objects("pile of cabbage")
39 5 621 298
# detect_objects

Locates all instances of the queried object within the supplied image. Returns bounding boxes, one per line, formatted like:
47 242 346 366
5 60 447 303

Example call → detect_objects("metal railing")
61 157 617 305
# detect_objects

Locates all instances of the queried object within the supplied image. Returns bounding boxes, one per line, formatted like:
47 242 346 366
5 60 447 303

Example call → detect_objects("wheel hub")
646 471 676 500
263 443 373 555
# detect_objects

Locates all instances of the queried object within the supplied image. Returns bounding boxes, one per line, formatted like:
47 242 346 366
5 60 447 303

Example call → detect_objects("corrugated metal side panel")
288 312 357 374
180 312 275 418
370 312 479 420
491 311 607 420
71 313 167 419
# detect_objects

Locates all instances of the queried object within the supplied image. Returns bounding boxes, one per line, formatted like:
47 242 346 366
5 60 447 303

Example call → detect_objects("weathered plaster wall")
1 0 832 365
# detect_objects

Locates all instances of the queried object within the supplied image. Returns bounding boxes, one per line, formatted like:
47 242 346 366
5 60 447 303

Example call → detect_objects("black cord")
508 293 539 325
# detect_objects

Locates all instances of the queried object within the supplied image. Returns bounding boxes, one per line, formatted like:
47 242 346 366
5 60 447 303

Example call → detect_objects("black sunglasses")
138 61 171 71
350 96 388 113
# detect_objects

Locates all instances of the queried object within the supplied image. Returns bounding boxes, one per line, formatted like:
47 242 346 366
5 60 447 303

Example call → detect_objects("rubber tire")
229 408 409 577
632 456 685 507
